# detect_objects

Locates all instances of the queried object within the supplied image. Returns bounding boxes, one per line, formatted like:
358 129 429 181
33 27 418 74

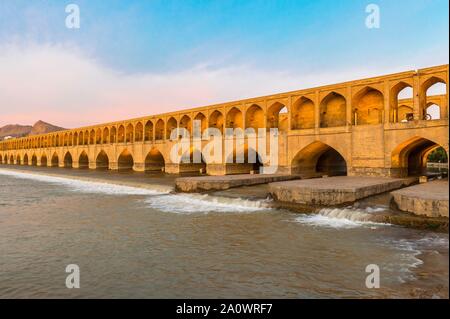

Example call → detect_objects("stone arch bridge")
1 65 448 178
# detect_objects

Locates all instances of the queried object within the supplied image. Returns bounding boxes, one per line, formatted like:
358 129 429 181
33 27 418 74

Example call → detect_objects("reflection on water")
0 168 448 298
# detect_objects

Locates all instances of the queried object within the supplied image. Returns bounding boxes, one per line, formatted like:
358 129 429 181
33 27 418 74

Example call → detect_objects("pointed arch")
166 117 177 140
179 115 192 134
209 110 224 133
194 112 208 133
145 148 165 172
96 150 109 170
391 136 447 177
144 120 153 141
79 151 89 169
320 92 347 127
245 104 264 130
40 154 46 167
51 152 59 167
63 152 73 168
117 125 125 143
291 141 347 176
31 154 38 166
267 101 288 130
126 123 134 143
118 149 134 171
390 81 413 123
226 107 243 129
103 127 110 144
353 87 384 125
155 119 165 140
110 126 117 144
291 96 314 130
135 122 143 142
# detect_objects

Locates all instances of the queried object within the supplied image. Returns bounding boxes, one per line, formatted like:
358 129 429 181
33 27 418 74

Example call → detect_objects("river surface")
0 166 448 298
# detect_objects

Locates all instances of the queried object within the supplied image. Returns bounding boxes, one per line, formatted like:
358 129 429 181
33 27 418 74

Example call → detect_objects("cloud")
0 42 446 128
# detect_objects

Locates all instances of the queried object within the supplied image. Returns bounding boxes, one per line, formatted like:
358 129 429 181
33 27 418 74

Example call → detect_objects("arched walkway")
291 141 347 176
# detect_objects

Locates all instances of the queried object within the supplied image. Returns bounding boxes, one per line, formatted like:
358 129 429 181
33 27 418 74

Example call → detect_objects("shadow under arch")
391 136 447 177
40 154 47 167
51 153 59 167
291 141 347 176
64 152 73 168
145 148 165 172
225 146 264 174
31 154 37 166
96 150 109 170
118 149 134 171
79 151 89 169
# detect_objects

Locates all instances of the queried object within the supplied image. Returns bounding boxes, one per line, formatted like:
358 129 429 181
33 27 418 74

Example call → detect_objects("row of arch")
1 74 447 152
1 136 447 177
0 149 166 172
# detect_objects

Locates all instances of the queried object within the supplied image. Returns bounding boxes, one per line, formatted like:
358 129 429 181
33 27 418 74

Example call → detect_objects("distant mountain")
0 120 65 139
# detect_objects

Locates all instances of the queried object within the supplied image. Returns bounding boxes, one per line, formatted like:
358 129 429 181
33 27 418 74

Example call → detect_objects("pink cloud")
0 42 445 128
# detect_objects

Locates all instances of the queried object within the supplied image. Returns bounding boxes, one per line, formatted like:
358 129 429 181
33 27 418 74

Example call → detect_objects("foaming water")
144 193 269 214
0 168 165 195
0 167 448 298
294 206 389 229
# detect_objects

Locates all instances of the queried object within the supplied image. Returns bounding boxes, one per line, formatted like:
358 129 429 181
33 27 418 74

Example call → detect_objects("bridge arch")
118 149 134 171
291 96 314 130
390 81 413 122
103 127 110 144
267 101 288 130
79 151 89 169
0 154 3 164
51 153 59 167
226 107 243 129
320 92 347 127
194 112 208 133
110 126 117 143
145 148 165 172
64 152 73 168
126 124 134 143
155 119 164 140
135 122 143 142
16 154 21 165
166 117 177 140
353 86 384 125
245 104 264 130
179 115 192 134
118 125 125 143
9 154 14 164
31 154 38 166
209 110 224 133
391 136 448 177
40 154 46 166
144 120 153 141
291 141 348 176
96 150 109 170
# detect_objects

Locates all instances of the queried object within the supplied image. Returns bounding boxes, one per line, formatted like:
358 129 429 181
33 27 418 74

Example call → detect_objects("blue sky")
0 0 448 127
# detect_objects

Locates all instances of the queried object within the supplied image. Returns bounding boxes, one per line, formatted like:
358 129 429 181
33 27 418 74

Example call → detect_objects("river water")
0 167 448 298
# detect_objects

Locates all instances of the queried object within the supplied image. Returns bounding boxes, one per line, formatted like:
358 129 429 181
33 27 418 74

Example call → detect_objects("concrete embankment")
391 180 449 218
175 174 301 192
269 176 417 206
